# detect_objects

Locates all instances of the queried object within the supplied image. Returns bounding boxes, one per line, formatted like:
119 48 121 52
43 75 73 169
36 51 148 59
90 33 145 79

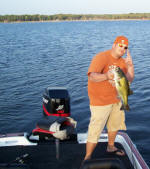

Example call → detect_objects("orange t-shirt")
88 49 127 106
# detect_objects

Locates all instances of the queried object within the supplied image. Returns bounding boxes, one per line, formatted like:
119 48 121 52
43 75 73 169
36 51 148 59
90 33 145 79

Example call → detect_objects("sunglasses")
118 43 128 50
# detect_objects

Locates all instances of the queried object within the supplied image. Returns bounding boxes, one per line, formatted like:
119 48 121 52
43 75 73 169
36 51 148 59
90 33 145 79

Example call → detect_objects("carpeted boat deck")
0 141 133 169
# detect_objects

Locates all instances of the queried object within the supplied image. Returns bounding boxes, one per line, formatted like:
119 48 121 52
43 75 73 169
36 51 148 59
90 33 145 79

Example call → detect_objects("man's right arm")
88 71 114 82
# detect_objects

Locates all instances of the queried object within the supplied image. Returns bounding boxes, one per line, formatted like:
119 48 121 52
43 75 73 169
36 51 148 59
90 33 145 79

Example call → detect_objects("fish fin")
120 104 130 111
129 89 133 95
118 81 121 87
127 81 133 95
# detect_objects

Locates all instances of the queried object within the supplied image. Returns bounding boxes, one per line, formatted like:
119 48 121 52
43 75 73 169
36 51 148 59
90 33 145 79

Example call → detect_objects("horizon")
1 12 150 16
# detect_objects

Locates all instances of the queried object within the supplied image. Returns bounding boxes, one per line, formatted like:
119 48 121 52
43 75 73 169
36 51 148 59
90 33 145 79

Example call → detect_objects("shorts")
87 102 126 143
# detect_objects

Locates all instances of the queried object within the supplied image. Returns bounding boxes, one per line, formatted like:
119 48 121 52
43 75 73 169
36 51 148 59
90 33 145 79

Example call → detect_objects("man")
84 36 134 160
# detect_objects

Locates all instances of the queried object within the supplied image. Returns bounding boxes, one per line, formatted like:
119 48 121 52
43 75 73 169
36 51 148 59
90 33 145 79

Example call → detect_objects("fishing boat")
0 87 149 169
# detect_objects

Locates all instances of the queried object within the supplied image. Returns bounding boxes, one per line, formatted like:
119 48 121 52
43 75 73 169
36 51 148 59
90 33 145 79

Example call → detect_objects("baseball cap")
114 36 128 46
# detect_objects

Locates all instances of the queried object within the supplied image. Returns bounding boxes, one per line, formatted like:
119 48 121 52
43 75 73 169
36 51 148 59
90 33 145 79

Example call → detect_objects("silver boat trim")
77 131 149 169
0 132 37 147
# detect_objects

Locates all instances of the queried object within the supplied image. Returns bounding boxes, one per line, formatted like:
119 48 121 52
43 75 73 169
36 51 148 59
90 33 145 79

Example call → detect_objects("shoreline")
1 18 150 23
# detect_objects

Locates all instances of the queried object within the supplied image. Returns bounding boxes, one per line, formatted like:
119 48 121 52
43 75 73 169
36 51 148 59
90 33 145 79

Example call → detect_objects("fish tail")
120 104 130 111
125 104 130 111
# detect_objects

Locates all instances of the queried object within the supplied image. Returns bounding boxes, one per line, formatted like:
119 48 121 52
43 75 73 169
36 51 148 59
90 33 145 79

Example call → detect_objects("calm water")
0 20 150 166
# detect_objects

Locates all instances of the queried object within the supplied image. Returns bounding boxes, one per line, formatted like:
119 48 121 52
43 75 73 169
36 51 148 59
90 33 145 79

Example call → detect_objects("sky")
0 0 150 15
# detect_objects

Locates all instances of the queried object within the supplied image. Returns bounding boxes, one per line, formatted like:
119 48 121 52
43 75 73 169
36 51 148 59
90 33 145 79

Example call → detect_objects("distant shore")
0 13 150 23
1 18 150 24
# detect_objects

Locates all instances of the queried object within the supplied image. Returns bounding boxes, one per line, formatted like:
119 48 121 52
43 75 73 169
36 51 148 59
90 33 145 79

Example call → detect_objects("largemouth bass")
112 66 133 111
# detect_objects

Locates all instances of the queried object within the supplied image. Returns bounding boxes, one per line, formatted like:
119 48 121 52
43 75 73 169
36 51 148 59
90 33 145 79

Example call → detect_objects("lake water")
0 20 150 167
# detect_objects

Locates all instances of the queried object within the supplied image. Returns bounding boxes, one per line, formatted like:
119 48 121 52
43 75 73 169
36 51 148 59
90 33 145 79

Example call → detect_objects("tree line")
0 13 150 22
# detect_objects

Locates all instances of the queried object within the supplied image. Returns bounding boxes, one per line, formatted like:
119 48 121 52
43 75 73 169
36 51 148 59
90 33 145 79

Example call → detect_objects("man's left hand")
124 49 133 67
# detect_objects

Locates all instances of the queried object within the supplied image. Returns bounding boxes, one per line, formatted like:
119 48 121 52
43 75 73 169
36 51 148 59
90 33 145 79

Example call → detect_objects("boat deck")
0 139 133 169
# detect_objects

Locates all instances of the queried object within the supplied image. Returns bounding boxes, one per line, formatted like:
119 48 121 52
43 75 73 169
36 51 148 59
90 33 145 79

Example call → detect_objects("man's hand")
124 49 134 82
106 70 114 80
124 49 133 67
106 71 115 86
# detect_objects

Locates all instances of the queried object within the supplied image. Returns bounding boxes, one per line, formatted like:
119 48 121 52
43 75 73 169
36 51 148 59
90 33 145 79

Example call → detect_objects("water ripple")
0 21 150 166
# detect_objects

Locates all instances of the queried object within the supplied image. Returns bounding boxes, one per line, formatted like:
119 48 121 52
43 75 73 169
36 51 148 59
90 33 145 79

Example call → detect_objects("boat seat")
33 116 76 140
36 116 67 131
80 158 126 169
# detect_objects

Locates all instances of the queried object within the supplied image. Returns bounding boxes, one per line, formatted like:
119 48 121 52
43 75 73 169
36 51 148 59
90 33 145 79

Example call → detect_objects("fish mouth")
115 66 120 72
